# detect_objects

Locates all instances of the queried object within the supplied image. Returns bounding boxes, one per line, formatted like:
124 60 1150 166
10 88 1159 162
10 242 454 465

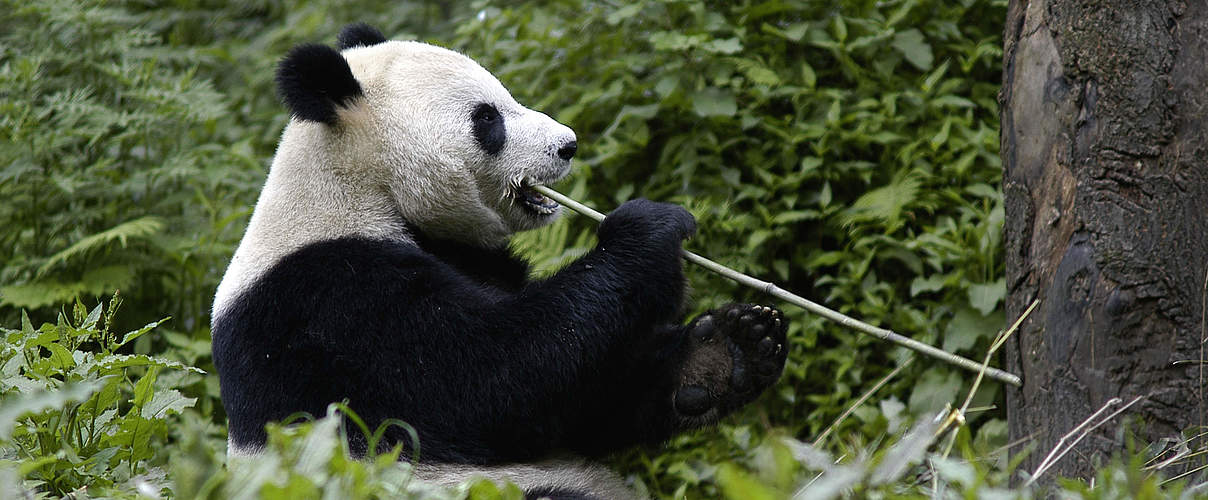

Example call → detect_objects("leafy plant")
0 0 1046 498
0 295 199 496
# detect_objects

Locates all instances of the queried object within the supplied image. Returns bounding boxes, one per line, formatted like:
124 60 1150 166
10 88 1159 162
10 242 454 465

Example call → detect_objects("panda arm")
384 199 698 459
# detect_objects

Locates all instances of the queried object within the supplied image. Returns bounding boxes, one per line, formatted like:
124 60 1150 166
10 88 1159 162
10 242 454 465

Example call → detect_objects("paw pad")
674 303 788 423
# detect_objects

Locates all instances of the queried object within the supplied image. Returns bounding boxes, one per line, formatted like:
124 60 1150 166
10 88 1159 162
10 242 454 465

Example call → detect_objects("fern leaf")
37 216 164 276
839 175 922 233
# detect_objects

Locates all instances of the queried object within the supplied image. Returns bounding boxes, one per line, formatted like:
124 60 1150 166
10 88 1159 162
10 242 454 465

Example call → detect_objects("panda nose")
556 141 577 160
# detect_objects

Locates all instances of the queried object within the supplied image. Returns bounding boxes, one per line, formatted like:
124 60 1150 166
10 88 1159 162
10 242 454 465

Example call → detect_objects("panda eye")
472 103 500 124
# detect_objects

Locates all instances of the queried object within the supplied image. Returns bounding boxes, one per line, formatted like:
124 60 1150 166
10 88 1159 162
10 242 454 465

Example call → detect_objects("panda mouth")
515 182 559 216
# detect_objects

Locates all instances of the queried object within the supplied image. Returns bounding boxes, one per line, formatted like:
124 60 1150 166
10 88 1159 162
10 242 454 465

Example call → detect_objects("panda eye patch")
471 103 506 155
472 103 500 124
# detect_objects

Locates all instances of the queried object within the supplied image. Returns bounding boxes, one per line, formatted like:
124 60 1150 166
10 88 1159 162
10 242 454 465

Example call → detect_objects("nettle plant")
0 295 199 497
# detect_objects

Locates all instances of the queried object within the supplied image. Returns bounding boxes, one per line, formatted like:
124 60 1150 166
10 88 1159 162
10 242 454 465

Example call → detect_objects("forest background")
2 0 1180 498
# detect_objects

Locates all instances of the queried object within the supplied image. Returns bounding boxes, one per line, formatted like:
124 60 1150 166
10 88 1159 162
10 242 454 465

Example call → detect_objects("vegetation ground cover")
1 0 1201 498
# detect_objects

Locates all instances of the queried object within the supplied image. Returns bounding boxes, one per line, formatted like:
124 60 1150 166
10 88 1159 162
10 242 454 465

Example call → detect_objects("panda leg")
572 303 788 452
667 303 789 427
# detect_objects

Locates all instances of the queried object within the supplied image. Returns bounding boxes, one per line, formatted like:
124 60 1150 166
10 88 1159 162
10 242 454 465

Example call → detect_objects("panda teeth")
517 183 559 215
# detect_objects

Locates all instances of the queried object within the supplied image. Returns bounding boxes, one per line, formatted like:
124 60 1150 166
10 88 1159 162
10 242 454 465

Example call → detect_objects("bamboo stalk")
533 185 1023 387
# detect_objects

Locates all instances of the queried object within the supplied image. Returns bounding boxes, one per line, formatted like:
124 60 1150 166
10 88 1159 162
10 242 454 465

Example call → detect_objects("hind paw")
672 303 788 423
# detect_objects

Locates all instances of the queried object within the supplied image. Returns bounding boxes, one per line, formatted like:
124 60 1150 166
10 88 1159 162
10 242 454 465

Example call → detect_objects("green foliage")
0 295 199 496
4 0 1171 498
0 0 258 331
472 0 1009 493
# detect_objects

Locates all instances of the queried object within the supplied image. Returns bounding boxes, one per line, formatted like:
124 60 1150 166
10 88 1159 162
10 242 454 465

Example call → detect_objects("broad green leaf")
691 88 737 117
968 279 1007 316
801 62 817 88
944 305 1004 352
46 343 75 371
892 29 933 70
0 381 101 440
649 31 706 51
140 388 196 419
131 365 161 410
716 463 779 500
910 274 945 297
907 369 961 414
605 3 642 25
702 37 743 54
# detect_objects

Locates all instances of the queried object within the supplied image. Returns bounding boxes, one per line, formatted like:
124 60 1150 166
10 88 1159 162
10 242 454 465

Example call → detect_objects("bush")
0 0 1075 498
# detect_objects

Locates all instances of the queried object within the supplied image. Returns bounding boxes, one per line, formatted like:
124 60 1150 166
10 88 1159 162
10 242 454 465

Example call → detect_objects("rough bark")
1002 0 1208 482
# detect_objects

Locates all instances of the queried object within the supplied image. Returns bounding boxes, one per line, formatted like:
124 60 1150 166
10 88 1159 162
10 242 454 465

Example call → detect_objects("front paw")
672 304 788 423
598 198 696 248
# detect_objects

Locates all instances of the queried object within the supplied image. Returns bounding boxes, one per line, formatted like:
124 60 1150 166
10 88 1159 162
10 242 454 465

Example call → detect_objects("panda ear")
337 23 388 50
276 44 363 125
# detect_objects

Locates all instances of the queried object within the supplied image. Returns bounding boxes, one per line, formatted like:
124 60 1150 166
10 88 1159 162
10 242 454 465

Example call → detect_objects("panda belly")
214 236 546 460
211 235 653 498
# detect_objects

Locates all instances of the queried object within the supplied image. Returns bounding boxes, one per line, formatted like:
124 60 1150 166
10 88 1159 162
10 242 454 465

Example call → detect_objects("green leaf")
968 278 1006 316
819 182 832 208
81 303 104 330
702 37 743 54
691 88 737 117
839 176 921 231
0 381 102 440
36 216 164 276
649 31 706 51
944 305 1004 352
716 463 779 500
801 62 817 88
800 157 823 173
733 58 780 86
141 388 196 419
892 29 933 70
132 365 161 410
909 274 945 297
46 343 76 371
907 369 960 414
114 318 169 350
605 3 642 25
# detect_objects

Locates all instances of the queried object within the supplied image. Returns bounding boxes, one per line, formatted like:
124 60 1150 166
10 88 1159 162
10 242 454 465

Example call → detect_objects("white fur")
213 41 574 319
416 459 642 499
213 38 617 499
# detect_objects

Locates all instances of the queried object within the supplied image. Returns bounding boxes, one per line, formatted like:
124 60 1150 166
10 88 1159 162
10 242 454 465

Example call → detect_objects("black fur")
275 44 362 124
212 199 788 465
472 103 506 155
337 23 388 50
525 488 603 500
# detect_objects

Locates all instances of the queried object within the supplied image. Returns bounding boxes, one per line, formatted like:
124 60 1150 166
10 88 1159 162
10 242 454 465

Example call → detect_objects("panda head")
274 23 577 247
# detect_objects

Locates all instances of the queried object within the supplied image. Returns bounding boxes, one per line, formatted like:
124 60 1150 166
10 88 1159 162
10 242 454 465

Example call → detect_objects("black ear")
337 23 388 50
276 44 363 125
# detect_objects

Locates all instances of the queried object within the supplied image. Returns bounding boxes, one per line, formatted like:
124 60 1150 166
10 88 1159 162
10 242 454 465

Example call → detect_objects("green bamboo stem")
533 185 1023 387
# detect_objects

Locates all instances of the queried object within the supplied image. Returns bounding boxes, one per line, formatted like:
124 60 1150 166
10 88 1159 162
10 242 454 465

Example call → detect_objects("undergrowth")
3 0 1199 498
3 298 1206 499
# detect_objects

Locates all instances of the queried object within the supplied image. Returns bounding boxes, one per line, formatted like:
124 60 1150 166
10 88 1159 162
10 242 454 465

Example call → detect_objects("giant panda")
211 23 789 499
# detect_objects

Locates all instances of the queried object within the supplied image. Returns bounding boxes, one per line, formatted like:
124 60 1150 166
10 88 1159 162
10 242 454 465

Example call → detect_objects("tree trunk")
1002 0 1207 481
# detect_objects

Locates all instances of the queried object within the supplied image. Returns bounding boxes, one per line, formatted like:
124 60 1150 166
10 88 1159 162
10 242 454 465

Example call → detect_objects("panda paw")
672 303 788 424
598 198 696 247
